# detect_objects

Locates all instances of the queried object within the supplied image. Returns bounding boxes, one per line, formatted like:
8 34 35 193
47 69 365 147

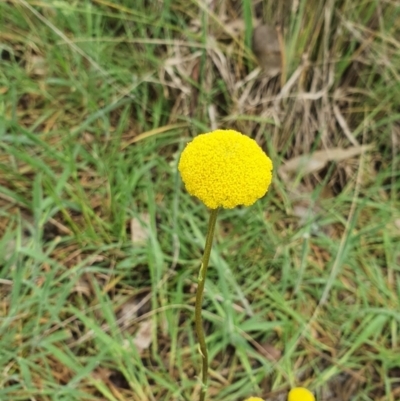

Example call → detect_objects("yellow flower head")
244 398 264 401
178 129 273 209
288 387 315 401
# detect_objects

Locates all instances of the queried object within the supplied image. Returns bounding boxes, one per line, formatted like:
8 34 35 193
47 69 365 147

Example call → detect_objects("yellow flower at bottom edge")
288 387 315 401
244 387 314 401
178 129 273 209
244 398 264 401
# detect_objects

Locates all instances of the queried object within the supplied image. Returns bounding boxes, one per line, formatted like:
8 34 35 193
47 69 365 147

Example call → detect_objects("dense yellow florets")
288 387 315 401
178 129 273 209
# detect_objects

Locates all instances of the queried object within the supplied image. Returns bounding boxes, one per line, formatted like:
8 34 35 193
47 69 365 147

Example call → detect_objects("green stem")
195 208 219 401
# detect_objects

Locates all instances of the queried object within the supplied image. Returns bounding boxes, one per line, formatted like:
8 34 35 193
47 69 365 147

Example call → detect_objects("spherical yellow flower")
288 387 315 401
178 129 273 209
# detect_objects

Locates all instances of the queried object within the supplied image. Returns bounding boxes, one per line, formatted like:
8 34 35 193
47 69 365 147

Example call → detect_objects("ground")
0 1 399 401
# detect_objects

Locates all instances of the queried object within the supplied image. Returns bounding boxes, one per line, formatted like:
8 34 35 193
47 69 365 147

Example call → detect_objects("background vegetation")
1 1 399 400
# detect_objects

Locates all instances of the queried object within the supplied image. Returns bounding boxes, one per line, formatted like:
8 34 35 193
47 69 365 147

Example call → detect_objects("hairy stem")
195 208 219 401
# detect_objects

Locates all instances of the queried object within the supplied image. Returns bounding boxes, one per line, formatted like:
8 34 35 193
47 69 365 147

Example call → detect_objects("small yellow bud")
288 387 315 401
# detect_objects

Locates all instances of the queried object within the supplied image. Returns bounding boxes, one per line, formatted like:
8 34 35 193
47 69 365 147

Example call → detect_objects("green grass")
1 0 400 400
